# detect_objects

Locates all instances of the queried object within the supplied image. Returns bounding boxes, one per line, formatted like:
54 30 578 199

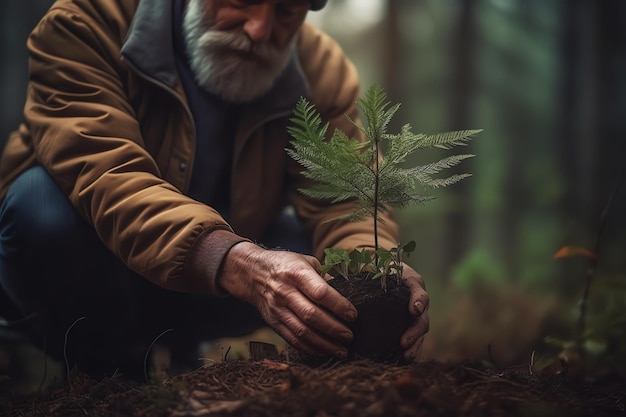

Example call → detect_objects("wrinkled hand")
219 242 357 359
400 264 430 362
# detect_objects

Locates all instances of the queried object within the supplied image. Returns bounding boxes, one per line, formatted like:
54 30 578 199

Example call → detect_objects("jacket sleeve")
23 4 241 294
293 24 400 260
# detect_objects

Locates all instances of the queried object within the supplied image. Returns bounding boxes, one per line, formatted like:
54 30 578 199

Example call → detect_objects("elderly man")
0 0 429 378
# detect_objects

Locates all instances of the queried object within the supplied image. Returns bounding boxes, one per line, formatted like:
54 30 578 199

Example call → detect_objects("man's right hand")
218 242 357 359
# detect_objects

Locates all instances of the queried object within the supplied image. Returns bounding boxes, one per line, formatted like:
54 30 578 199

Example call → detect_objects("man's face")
183 0 310 102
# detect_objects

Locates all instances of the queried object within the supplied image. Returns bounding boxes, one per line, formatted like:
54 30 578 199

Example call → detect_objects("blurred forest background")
1 0 625 383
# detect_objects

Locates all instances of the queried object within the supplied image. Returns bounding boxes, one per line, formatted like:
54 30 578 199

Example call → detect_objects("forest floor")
2 355 625 417
3 283 624 417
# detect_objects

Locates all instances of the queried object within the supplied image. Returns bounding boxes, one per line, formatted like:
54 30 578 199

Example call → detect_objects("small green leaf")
583 339 607 356
544 336 576 350
402 241 416 253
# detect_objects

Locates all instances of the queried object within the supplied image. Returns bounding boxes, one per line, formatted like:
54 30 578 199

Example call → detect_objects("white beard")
183 0 294 103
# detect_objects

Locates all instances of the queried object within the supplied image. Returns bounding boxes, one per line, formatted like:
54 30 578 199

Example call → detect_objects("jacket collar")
121 0 179 88
121 0 310 119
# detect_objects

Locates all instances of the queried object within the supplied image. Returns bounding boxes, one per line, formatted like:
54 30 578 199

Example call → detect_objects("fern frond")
287 99 379 208
421 129 482 150
423 173 473 188
380 126 425 169
287 97 329 144
377 167 437 207
355 83 401 144
410 154 476 179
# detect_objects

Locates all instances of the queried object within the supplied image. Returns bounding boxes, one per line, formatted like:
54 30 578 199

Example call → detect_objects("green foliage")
542 275 626 376
451 247 507 288
321 248 376 280
287 84 479 225
287 83 478 288
321 242 416 289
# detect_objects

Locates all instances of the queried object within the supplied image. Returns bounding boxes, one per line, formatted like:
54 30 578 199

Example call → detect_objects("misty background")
2 0 625 370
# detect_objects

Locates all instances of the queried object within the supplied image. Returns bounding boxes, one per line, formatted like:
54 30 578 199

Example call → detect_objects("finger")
298 255 358 321
411 290 429 316
400 311 429 350
287 290 353 345
401 265 426 290
272 308 348 359
301 254 323 274
299 274 358 323
403 335 425 363
271 321 319 357
402 271 429 316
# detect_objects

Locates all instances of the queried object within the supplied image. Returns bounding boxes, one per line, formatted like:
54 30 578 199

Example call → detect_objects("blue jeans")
0 166 310 377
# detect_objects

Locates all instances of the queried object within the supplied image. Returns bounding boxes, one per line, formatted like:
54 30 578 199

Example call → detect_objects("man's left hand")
399 264 429 362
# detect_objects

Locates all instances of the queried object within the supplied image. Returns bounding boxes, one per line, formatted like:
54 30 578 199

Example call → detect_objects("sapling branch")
373 122 381 257
287 83 480 290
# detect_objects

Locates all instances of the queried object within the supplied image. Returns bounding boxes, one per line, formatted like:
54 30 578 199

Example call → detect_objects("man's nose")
243 4 274 44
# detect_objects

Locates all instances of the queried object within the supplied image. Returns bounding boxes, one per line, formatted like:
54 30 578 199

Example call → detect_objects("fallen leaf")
553 246 596 260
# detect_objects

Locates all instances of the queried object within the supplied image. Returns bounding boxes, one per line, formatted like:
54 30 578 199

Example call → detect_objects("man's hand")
399 264 430 362
219 242 357 359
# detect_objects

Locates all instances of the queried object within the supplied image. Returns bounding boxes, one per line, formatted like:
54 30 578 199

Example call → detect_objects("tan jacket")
0 0 399 294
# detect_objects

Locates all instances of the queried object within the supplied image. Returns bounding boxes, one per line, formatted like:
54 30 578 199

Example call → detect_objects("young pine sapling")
287 83 480 290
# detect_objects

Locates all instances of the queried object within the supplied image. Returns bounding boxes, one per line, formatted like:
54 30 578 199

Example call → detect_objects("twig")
144 328 173 383
487 344 499 370
63 317 86 378
577 167 624 363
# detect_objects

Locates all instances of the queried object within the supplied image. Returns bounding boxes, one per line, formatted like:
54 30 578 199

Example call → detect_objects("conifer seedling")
287 84 480 290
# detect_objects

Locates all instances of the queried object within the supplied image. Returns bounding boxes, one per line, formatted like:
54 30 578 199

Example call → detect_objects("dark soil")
2 358 625 417
328 275 411 363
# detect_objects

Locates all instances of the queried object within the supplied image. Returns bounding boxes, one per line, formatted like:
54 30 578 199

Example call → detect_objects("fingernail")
413 301 424 314
340 332 353 343
346 308 357 321
335 350 347 360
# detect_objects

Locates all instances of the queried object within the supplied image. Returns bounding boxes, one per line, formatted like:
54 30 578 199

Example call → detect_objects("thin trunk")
446 0 476 267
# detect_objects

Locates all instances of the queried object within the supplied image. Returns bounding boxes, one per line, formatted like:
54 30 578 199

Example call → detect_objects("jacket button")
179 162 187 172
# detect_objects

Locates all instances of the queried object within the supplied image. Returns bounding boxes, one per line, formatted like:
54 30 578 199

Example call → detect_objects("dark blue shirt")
172 0 237 219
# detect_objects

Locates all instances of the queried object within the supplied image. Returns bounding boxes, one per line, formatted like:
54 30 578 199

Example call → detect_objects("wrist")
218 241 261 296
